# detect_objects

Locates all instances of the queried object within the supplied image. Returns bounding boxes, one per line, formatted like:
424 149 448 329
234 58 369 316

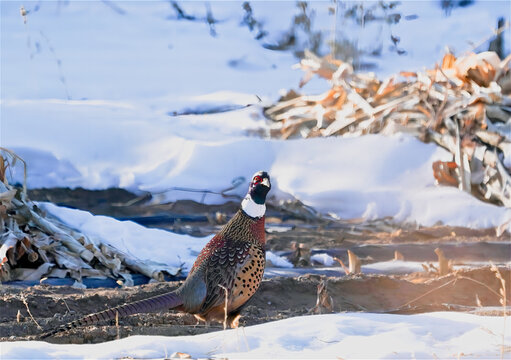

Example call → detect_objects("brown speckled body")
176 209 266 325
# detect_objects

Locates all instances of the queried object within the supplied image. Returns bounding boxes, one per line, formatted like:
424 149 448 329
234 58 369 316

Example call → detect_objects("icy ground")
1 1 510 229
2 312 509 359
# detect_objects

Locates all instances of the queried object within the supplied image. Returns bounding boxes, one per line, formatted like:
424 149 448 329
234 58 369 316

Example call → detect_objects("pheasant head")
241 171 271 218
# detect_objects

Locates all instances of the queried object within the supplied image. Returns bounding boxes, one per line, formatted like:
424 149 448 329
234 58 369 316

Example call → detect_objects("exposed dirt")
0 188 508 344
1 267 509 344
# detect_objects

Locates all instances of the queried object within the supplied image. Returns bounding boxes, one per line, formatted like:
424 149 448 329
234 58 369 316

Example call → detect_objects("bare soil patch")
1 267 508 344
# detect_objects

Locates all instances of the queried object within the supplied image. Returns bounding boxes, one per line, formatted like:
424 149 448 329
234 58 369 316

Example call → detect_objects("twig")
465 21 510 55
397 271 510 312
0 147 27 196
332 257 349 275
396 278 457 310
241 326 251 352
457 275 510 305
115 310 120 340
39 281 72 313
20 293 42 330
101 0 126 15
151 176 245 203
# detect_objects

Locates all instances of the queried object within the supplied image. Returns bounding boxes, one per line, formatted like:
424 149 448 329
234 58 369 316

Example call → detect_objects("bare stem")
397 278 457 310
20 293 42 330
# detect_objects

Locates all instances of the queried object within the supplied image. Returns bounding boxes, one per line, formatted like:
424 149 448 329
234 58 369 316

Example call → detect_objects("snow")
363 260 429 275
374 1 510 76
2 312 508 359
266 251 294 268
311 252 336 267
2 1 510 230
41 202 481 278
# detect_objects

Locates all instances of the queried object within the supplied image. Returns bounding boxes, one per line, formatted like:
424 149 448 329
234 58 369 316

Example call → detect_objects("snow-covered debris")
266 251 294 268
311 253 335 266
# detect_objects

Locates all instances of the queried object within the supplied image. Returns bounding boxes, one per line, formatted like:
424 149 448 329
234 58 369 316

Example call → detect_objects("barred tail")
39 291 183 339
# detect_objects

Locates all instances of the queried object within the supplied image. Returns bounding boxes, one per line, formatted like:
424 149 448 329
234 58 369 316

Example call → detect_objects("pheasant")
40 171 271 339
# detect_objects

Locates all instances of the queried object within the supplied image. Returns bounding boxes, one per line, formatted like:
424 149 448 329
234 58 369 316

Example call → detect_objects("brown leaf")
432 161 459 187
441 53 456 69
170 352 192 359
399 71 417 77
0 155 6 183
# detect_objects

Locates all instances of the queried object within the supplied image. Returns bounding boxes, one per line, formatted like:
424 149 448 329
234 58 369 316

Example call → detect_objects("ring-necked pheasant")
40 171 271 339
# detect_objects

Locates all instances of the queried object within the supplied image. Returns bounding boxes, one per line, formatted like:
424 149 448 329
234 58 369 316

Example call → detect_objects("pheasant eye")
253 176 262 184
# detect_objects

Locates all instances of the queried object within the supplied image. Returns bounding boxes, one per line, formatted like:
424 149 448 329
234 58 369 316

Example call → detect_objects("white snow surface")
2 312 508 359
2 1 511 229
12 132 511 230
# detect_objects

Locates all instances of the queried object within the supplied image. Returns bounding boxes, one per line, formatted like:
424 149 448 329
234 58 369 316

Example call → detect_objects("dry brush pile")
265 50 511 208
0 149 176 284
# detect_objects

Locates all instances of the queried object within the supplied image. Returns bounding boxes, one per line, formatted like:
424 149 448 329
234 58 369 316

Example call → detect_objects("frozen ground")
1 1 510 230
2 312 508 359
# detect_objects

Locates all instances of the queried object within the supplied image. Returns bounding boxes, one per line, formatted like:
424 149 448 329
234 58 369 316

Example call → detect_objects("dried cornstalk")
394 251 404 261
266 51 511 208
434 248 452 276
347 250 361 274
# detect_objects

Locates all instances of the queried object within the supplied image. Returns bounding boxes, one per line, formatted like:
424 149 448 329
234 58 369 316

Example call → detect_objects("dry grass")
115 310 120 340
490 262 508 359
0 147 27 195
20 293 42 331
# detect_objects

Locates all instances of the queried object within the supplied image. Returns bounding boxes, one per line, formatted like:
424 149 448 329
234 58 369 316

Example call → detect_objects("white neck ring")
241 195 266 218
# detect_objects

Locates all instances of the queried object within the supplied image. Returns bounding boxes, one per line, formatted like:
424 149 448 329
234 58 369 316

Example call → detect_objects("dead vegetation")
265 50 511 208
0 149 180 286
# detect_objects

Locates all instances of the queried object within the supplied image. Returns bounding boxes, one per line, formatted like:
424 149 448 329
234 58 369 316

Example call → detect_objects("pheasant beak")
261 178 270 188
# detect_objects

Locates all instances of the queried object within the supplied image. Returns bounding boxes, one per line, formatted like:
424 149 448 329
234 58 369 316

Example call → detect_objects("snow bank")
2 312 507 359
10 131 511 230
140 133 511 229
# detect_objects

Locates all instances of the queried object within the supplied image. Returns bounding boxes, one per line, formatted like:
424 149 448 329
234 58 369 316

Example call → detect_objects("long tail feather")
40 291 183 339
